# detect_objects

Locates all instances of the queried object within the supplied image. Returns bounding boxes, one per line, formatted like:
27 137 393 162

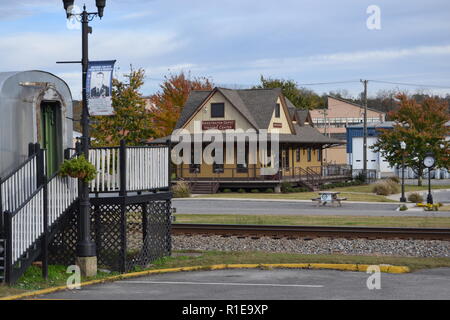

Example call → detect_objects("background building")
346 121 450 179
310 96 386 165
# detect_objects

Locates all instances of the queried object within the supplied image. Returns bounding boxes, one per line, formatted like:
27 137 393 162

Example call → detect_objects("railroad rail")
171 224 450 240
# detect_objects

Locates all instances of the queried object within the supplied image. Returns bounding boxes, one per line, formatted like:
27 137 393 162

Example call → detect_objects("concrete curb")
0 263 410 300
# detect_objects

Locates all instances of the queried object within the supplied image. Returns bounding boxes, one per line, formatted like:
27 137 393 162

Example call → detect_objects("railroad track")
172 224 450 240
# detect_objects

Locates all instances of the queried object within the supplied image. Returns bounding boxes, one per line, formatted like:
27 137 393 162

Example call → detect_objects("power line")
368 79 450 89
298 80 360 86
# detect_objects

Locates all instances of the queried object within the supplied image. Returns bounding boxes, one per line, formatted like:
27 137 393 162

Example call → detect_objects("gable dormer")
182 89 256 132
267 96 295 134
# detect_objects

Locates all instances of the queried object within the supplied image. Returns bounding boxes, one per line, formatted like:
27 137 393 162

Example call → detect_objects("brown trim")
278 94 296 134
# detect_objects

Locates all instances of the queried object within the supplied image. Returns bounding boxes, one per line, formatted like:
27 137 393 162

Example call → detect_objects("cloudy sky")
1 0 450 99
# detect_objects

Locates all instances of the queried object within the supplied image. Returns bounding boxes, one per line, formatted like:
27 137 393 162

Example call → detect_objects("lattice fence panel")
48 199 172 273
126 200 172 271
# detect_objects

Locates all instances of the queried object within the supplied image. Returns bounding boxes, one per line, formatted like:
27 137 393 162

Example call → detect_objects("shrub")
372 180 399 195
372 181 391 196
237 188 246 193
222 188 232 193
408 192 424 203
281 182 292 193
399 204 408 211
172 181 191 198
265 188 274 193
388 176 400 184
250 189 260 193
385 179 400 194
59 155 97 182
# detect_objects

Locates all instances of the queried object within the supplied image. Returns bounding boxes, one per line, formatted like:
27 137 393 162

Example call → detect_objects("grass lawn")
198 191 396 202
196 183 450 202
0 265 117 298
2 251 450 298
174 214 450 228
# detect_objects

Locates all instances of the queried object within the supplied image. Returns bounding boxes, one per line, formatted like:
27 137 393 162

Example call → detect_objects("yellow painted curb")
0 263 410 300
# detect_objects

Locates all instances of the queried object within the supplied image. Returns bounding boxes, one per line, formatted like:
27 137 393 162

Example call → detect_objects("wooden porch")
173 164 353 193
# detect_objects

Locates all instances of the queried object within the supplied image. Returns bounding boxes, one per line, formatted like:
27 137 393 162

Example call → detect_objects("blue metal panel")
346 126 393 154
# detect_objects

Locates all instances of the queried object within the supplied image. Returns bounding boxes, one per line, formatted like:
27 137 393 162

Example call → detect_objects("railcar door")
40 102 61 177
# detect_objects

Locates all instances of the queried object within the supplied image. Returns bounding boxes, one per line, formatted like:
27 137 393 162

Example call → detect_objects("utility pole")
319 109 329 163
361 79 368 182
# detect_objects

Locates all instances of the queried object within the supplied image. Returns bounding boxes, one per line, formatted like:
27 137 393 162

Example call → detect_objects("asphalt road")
35 268 450 300
173 199 450 217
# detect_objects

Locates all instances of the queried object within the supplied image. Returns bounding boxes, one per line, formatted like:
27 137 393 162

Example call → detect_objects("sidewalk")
387 189 450 202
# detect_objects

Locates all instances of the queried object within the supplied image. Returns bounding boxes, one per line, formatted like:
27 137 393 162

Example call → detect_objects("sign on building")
86 60 116 116
202 120 236 130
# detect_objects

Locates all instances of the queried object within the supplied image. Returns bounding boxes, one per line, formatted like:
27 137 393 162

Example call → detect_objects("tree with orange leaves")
91 67 154 146
149 71 214 138
372 94 449 186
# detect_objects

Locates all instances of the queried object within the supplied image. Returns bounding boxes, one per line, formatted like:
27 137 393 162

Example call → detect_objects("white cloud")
247 44 450 71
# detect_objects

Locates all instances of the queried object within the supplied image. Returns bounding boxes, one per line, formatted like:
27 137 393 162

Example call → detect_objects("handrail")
0 144 40 218
4 153 78 283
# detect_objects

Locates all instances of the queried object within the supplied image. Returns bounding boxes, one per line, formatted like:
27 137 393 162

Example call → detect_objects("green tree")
371 94 450 186
254 76 323 109
91 67 154 146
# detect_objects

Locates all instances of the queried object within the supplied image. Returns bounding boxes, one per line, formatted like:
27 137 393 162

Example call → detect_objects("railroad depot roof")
175 87 286 130
169 87 341 146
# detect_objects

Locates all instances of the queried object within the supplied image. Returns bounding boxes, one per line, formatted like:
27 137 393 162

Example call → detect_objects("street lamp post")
62 0 107 276
400 141 406 202
423 152 436 205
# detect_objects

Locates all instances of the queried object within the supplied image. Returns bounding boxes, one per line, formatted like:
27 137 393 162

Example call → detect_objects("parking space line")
118 280 324 288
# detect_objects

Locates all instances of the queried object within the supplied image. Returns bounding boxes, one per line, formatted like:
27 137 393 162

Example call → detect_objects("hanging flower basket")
59 155 97 183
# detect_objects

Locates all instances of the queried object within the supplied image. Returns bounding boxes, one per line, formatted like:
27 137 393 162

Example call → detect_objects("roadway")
173 198 450 217
34 268 450 300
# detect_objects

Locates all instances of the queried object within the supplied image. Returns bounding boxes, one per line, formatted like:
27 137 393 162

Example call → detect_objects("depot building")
156 87 348 193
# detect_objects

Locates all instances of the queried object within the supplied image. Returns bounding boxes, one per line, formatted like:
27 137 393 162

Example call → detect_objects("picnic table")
312 191 347 207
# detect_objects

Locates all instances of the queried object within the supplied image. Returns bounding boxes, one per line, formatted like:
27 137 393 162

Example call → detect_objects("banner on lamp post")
86 60 116 116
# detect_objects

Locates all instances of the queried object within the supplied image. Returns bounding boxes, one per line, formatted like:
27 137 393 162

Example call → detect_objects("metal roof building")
0 71 73 176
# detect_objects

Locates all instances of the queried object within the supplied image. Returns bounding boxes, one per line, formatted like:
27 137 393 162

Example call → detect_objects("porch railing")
88 141 170 194
3 147 79 284
0 144 42 231
174 164 353 182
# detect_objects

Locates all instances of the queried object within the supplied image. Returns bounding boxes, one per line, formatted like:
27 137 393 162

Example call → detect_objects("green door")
41 103 60 177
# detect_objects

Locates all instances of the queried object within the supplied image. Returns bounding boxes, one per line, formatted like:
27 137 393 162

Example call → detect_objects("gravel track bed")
173 235 450 257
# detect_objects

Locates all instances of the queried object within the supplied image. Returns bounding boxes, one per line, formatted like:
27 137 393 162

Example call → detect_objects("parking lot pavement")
35 268 450 300
173 199 450 217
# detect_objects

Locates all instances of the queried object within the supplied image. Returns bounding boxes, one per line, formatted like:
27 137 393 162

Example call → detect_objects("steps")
191 182 220 194
0 239 4 283
299 180 319 191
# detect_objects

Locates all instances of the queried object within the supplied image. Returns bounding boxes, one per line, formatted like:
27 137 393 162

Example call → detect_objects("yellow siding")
176 145 322 179
267 97 293 134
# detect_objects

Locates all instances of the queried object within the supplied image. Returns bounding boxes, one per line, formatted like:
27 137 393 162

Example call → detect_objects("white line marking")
118 280 323 288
